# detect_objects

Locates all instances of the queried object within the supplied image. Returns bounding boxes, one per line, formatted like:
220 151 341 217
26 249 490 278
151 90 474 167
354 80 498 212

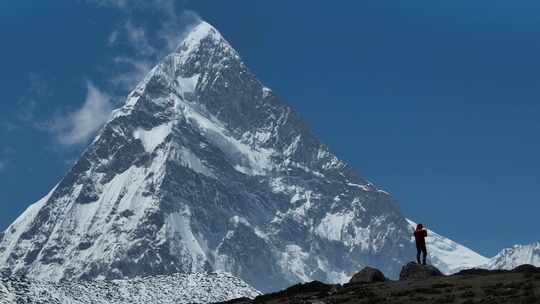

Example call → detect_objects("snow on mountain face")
0 272 260 304
406 220 489 274
1 21 418 292
486 242 540 270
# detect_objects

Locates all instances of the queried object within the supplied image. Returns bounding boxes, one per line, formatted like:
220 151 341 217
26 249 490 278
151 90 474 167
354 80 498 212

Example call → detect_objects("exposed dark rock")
76 182 99 204
456 268 508 276
349 266 387 284
399 262 444 281
119 209 135 218
255 281 337 303
77 242 93 250
512 264 540 273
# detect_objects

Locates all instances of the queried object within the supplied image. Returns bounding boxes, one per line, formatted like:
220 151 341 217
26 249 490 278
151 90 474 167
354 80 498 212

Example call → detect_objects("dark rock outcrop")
349 266 387 284
399 262 444 281
456 268 507 276
512 264 540 273
254 281 338 303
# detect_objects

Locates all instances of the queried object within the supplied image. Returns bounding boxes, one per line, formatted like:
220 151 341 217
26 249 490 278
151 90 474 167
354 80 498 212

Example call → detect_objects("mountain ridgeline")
0 21 481 292
486 243 540 270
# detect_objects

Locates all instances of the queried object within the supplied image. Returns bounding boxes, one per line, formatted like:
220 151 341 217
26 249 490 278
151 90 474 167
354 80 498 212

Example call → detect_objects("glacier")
0 272 259 304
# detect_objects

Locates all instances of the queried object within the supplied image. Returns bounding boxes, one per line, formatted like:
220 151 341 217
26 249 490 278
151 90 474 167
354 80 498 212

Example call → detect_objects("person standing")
413 223 428 265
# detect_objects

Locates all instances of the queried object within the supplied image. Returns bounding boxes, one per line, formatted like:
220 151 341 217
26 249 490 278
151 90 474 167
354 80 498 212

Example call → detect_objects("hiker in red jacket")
414 223 428 265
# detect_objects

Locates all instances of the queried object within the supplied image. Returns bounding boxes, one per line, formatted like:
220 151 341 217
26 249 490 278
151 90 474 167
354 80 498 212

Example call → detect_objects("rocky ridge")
220 264 540 304
486 242 540 270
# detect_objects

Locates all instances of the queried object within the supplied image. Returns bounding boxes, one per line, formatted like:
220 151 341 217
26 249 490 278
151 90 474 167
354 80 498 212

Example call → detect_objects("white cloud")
159 9 201 54
124 20 157 57
107 29 120 46
50 82 113 146
110 56 153 91
92 0 201 92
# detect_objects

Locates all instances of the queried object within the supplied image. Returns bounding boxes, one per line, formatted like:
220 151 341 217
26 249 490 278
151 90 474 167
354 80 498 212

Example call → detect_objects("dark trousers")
416 244 427 265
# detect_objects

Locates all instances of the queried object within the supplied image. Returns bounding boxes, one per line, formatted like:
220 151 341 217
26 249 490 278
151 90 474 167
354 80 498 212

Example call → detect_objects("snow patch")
315 211 371 250
133 124 172 153
0 187 55 266
316 258 350 284
228 216 269 242
262 86 272 98
176 98 274 175
176 146 215 178
165 208 208 271
279 245 311 282
347 182 371 192
486 242 540 270
176 74 199 99
316 212 354 242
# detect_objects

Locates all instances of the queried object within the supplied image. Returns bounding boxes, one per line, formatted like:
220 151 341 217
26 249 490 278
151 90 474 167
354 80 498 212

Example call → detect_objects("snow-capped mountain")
0 272 259 304
0 20 481 292
486 242 540 270
406 219 489 274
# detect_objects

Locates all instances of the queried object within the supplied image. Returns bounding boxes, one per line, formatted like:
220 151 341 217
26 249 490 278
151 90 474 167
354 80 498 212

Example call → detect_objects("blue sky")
1 0 539 257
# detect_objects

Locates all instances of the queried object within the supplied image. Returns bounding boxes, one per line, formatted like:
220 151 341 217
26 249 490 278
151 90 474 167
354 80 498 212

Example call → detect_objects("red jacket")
414 225 427 247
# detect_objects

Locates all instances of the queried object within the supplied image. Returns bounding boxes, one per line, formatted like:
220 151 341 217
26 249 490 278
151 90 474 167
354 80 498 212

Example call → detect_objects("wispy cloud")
7 2 201 150
3 74 113 149
37 1 200 147
124 20 157 57
110 56 153 90
107 29 120 46
2 73 53 132
48 82 113 146
159 9 202 54
17 73 52 122
94 0 201 92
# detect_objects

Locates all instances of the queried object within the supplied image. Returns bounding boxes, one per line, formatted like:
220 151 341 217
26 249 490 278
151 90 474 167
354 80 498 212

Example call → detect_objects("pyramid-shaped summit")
0 21 415 292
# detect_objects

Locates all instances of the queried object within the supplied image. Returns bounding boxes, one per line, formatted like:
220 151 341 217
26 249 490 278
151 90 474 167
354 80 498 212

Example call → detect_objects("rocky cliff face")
1 21 430 292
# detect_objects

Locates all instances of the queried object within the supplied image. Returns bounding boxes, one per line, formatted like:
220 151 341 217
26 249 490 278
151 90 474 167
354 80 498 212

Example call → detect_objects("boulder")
349 267 387 284
399 262 444 281
512 264 539 274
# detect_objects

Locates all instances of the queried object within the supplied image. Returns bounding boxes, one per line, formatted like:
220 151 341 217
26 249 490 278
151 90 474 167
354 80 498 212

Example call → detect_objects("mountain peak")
487 242 540 270
175 21 231 56
0 19 454 293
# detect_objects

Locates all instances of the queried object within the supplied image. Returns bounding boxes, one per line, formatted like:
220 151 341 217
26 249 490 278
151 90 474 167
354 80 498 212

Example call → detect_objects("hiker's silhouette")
413 223 428 265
